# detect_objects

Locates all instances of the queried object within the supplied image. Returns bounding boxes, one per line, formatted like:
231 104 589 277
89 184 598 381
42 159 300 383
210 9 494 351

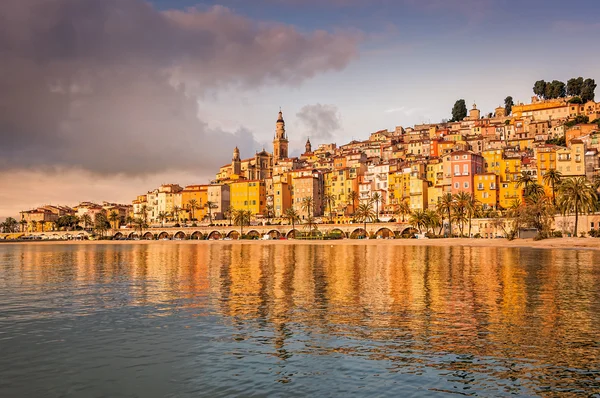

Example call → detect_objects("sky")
1 0 599 219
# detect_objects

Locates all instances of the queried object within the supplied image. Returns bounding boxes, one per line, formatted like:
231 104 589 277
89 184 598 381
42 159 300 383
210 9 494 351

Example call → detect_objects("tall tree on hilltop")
567 77 584 97
451 99 467 122
581 78 597 102
504 96 514 116
533 80 547 98
545 80 566 99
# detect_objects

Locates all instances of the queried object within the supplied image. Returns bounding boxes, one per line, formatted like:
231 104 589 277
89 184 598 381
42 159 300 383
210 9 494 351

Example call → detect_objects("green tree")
301 196 314 220
133 217 146 237
439 193 454 237
225 205 235 226
157 211 167 228
347 190 359 216
233 209 252 238
581 78 596 102
108 210 120 230
205 201 216 224
424 209 441 235
187 199 199 221
567 77 584 97
542 169 562 205
284 207 300 238
81 214 92 231
558 177 597 237
323 193 336 223
544 80 566 99
371 192 382 222
451 99 467 122
172 206 182 222
504 96 514 116
515 171 535 193
94 212 110 238
533 80 547 98
408 210 427 234
523 182 545 199
396 200 411 223
355 200 376 238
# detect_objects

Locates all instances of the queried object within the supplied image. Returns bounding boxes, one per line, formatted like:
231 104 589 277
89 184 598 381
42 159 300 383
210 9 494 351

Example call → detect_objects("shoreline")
2 237 600 251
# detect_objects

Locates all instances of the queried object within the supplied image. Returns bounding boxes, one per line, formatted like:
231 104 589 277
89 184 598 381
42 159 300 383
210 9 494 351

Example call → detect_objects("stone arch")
329 228 346 238
375 227 394 239
350 228 368 239
227 230 240 240
127 232 138 239
158 231 171 240
208 231 221 240
114 232 124 239
400 227 418 238
174 231 187 240
246 230 260 239
143 232 154 240
286 229 299 239
267 230 281 239
190 231 204 240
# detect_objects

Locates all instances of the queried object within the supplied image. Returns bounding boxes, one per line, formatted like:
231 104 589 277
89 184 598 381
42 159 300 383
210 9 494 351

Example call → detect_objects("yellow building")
388 169 411 207
230 180 266 215
273 174 293 217
556 140 586 177
409 176 429 211
499 181 521 209
474 174 498 210
427 185 444 209
181 185 209 221
324 168 359 215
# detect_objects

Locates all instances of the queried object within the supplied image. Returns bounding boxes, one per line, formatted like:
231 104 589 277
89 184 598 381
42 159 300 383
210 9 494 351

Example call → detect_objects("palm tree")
558 177 597 237
301 196 314 219
172 205 182 223
516 171 535 199
20 219 27 233
371 192 382 222
2 217 18 233
347 190 359 216
205 201 216 224
108 210 120 230
439 193 454 237
323 193 336 223
225 205 235 226
454 192 478 237
284 207 300 238
233 209 252 238
409 210 427 234
355 200 376 238
542 169 562 205
139 204 149 224
134 217 146 236
524 182 546 200
157 211 167 228
424 209 441 235
397 200 411 223
31 220 38 232
187 199 200 221
81 214 93 231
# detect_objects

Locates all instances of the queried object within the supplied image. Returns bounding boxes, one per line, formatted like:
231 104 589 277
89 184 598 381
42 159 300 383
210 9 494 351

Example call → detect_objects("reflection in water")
1 243 599 397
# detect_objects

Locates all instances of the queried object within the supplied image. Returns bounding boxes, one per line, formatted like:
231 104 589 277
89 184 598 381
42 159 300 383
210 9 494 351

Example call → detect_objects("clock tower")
273 110 288 161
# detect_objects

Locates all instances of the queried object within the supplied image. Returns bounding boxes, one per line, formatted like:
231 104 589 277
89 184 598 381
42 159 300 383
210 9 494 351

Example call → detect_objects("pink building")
446 151 484 195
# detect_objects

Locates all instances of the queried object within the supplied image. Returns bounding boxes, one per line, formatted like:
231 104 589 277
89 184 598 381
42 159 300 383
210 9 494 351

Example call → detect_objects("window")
454 182 459 189
464 182 469 188
463 164 469 174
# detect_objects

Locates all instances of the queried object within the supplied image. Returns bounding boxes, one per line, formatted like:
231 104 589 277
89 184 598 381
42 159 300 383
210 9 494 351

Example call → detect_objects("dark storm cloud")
0 0 359 174
296 104 342 140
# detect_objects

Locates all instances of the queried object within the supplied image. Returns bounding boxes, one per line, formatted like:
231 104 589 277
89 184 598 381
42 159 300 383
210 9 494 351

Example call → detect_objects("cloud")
0 0 360 175
296 104 342 140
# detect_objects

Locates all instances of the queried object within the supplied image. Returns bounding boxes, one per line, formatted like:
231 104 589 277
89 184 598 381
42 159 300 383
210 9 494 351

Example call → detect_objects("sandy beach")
3 237 600 251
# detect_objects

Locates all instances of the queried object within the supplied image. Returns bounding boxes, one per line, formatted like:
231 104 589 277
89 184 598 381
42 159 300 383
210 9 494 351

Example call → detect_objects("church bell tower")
273 110 289 161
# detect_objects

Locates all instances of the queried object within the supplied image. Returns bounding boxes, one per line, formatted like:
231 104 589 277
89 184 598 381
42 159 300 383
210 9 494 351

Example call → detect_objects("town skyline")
2 0 600 219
